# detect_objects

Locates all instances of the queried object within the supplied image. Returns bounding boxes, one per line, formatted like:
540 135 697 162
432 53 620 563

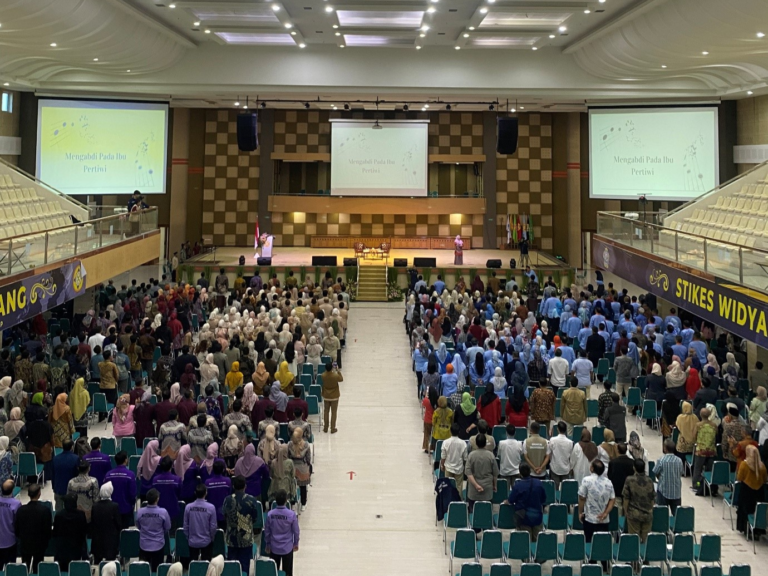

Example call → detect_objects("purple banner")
593 237 768 348
0 260 86 330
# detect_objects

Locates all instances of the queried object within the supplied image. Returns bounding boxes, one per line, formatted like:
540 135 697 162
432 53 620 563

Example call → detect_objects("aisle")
296 302 446 576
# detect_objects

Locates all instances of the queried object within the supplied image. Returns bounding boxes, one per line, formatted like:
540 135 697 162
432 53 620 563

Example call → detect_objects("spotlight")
234 100 240 106
261 101 267 108
344 103 350 110
748 91 754 95
325 5 334 12
558 26 567 32
403 104 409 111
304 102 310 109
489 104 495 111
759 32 766 38
445 104 452 111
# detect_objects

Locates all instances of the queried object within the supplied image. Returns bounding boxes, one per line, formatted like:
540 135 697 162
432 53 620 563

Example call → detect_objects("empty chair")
489 564 512 576
532 531 558 564
558 532 585 564
520 565 542 576
611 565 633 576
695 533 721 567
458 563 483 576
477 530 505 563
450 529 477 574
505 530 531 563
667 533 695 571
552 565 572 576
670 506 695 535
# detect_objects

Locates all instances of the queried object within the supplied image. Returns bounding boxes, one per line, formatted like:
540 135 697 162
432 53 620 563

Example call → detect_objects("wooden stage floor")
188 246 562 269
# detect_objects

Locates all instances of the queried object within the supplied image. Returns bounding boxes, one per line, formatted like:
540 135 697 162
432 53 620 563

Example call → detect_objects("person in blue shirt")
482 341 497 364
578 322 592 352
554 339 575 369
662 325 677 352
264 489 300 576
52 440 80 512
589 309 606 331
469 354 492 388
689 332 709 366
562 308 582 343
83 437 113 488
151 456 182 524
572 350 594 388
104 451 137 528
524 266 538 284
671 336 688 363
664 308 682 331
90 346 103 381
598 324 612 352
433 275 446 295
618 312 637 337
204 460 232 529
507 463 547 540
412 341 429 399
135 489 171 572
680 320 695 348
413 275 427 294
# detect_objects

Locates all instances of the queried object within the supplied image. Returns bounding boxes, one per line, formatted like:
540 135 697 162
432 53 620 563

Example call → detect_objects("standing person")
578 459 615 568
622 459 655 543
440 423 468 498
135 489 171 572
523 422 550 479
152 456 182 524
289 428 311 512
607 443 636 512
548 421 574 489
548 348 569 391
84 437 113 488
571 429 599 486
497 424 524 486
70 377 90 439
90 482 122 564
113 394 136 450
223 476 262 575
320 361 342 434
691 408 718 495
431 396 454 451
465 434 498 513
99 349 120 417
507 463 547 541
49 392 74 447
67 460 99 522
14 483 51 573
654 439 683 514
421 386 438 454
203 461 232 529
234 444 270 500
104 451 138 528
52 493 88 572
613 347 638 400
183 484 218 562
529 379 555 430
52 440 79 512
561 377 587 436
264 490 300 576
736 444 768 534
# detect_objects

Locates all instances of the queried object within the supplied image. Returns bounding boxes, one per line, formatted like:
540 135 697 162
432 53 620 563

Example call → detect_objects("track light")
489 104 495 111
304 102 310 109
446 104 452 111
403 104 409 111
261 102 267 108
343 104 350 110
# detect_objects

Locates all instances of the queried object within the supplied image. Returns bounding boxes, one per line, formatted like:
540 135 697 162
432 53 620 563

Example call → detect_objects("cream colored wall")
736 95 768 173
80 232 161 286
0 90 20 165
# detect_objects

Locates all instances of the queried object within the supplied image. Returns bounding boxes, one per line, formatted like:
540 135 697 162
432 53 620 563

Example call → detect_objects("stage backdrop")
593 237 768 348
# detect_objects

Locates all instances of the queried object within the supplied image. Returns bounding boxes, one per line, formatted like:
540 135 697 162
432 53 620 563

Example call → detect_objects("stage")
187 246 564 270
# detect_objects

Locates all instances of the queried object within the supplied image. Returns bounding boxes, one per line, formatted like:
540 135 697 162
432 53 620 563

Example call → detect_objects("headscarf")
261 425 278 465
275 361 294 391
553 335 563 349
745 444 762 474
459 391 475 416
269 381 289 412
666 361 687 387
627 342 640 366
170 383 182 405
628 431 644 460
452 353 465 377
480 382 497 409
253 362 269 389
0 436 8 461
705 353 720 374
102 562 119 576
206 556 225 576
436 343 448 364
579 428 599 462
99 481 114 500
510 384 527 413
5 409 23 439
511 362 529 389
138 439 161 481
51 393 70 421
290 426 306 456
272 443 290 478
234 443 264 478
600 429 619 460
175 445 194 477
202 444 218 474
758 386 768 402
0 376 10 398
167 564 183 576
31 392 43 406
222 425 241 454
242 383 257 413
675 401 699 442
651 364 662 377
6 380 23 409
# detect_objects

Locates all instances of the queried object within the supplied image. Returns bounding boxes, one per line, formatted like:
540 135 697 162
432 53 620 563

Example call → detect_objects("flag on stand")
506 214 511 246
254 217 260 250
529 216 534 244
516 214 523 242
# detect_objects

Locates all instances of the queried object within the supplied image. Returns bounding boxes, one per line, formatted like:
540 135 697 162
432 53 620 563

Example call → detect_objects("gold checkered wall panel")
202 109 260 246
270 213 483 248
495 113 553 251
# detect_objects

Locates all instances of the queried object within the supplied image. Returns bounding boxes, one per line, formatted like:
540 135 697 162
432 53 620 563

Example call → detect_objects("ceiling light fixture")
421 25 429 31
427 7 436 13
285 23 292 28
558 26 567 32
480 7 488 14
549 34 555 38
235 98 240 106
532 46 537 50
510 108 516 113
333 24 338 29
335 32 340 36
340 44 345 48
126 70 131 72
93 58 99 61
271 4 280 11
702 51 709 55
50 42 57 47
748 90 754 95
519 106 524 110
758 32 765 38
469 26 475 30
419 33 425 37
169 3 176 8
204 29 211 34
2 83 8 87
584 9 590 13
299 43 306 48
421 107 426 111
243 105 248 109
463 33 469 38
291 31 297 35
455 46 460 50
193 21 200 27
325 5 334 13
416 45 422 50
489 104 494 111
424 104 429 109
661 64 667 68
599 0 606 2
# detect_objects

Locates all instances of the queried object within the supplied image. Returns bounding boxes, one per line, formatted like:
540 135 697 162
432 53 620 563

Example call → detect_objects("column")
567 112 582 267
482 112 498 249
259 109 275 234
168 108 190 255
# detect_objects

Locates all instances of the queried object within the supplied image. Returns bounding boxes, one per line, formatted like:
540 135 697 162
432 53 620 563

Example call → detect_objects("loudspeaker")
414 257 436 267
312 256 337 266
237 113 258 152
509 258 517 269
238 255 246 265
393 258 407 267
486 259 502 268
257 257 271 265
343 258 357 267
497 117 519 155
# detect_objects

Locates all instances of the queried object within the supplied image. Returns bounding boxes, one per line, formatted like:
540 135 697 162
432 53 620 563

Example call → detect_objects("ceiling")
0 0 767 111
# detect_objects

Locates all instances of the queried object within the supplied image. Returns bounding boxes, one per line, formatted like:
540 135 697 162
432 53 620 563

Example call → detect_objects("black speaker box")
343 258 357 267
393 258 407 267
486 259 502 268
237 113 258 152
497 117 519 155
509 258 517 269
312 256 337 266
414 257 436 267
257 257 271 265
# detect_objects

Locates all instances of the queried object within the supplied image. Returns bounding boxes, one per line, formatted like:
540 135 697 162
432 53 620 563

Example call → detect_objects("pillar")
482 112 498 249
567 112 582 267
168 108 190 256
259 109 275 234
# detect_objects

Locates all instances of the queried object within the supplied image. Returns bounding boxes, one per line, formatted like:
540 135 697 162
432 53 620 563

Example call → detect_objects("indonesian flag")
516 216 523 241
254 217 260 249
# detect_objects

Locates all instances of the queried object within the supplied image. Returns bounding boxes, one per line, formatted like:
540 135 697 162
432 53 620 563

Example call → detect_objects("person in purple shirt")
0 480 20 570
234 444 270 500
174 446 200 503
183 484 218 563
135 489 171 572
104 451 137 528
83 437 113 487
151 456 182 523
203 461 232 529
264 489 300 576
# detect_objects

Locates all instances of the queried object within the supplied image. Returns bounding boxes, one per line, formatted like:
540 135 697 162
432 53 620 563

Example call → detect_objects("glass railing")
0 207 158 276
271 190 484 197
596 211 768 294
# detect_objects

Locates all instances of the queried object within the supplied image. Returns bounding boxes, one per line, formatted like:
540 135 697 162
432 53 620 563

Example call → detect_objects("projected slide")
36 99 169 195
331 121 428 196
589 108 718 201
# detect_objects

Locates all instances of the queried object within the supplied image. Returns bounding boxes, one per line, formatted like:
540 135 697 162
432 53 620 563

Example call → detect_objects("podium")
261 235 274 259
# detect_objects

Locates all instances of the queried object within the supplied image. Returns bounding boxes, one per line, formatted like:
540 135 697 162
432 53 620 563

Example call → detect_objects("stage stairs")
356 264 388 302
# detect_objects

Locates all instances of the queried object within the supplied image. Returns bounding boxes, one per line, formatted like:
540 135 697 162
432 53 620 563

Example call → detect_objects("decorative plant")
268 266 276 280
387 266 398 285
422 267 432 286
468 268 477 286
314 267 321 285
347 281 357 301
185 265 195 285
203 265 213 285
299 265 307 284
454 268 461 285
438 268 446 284
345 266 356 285
329 266 338 281
235 265 245 279
387 281 404 302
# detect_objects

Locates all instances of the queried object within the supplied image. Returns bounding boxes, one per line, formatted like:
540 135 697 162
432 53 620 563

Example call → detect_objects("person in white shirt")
548 348 570 390
571 350 594 389
440 423 468 498
548 421 575 489
497 424 524 485
88 327 106 358
578 460 615 568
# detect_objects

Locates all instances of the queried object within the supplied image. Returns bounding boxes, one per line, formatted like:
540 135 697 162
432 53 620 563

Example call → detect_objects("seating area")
0 173 73 240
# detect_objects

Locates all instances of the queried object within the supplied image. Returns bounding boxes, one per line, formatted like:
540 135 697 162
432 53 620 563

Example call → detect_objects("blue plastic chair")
450 529 478 575
558 532 585 564
747 502 768 553
703 461 731 506
18 452 44 484
504 530 530 562
477 530 505 563
128 562 151 576
521 564 541 576
443 502 469 554
189 562 209 576
532 531 559 564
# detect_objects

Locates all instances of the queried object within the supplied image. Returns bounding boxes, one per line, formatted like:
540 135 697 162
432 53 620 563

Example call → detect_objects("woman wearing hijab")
685 367 702 401
490 366 507 398
478 382 502 427
169 382 182 405
133 390 156 447
722 352 741 378
675 401 700 464
269 381 290 423
49 393 74 448
434 343 451 374
275 361 295 394
660 391 682 439
235 443 270 500
242 382 257 415
252 362 271 396
200 354 219 386
421 386 439 453
704 353 720 376
174 445 199 503
431 396 454 451
5 380 24 415
645 364 666 410
454 391 478 440
258 424 279 467
112 394 135 450
627 431 649 471
225 361 244 395
90 482 122 564
570 428 599 485
25 391 48 423
290 427 312 511
627 342 640 368
749 387 768 428
179 363 197 396
200 443 225 484
736 444 768 534
665 360 688 401
469 353 490 389
4 408 23 445
505 385 529 428
221 424 244 468
470 275 485 294
597 429 619 468
69 378 90 438
137 439 161 496
0 437 12 483
527 349 546 382
268 444 297 505
510 362 529 392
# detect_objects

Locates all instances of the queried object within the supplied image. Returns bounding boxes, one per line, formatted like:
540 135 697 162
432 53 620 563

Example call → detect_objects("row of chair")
3 557 284 576
455 563 749 576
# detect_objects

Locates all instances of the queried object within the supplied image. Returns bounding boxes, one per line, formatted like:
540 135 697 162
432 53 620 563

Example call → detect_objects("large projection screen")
36 99 169 195
589 107 719 201
331 120 428 196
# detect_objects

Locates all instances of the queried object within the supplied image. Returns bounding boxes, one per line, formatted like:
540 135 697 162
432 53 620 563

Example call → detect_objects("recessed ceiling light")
469 26 475 30
243 105 248 109
427 7 436 13
421 25 429 31
424 104 429 108
204 29 211 34
169 3 176 8
455 46 460 50
558 26 567 32
193 21 200 27
50 42 57 47
93 58 99 61
285 23 292 28
126 70 131 72
325 6 334 13
430 0 438 3
661 64 667 68
510 108 516 113
299 43 306 48
416 46 422 50
332 24 338 29
748 91 754 95
758 32 765 38
549 34 555 38
419 33 425 37
340 44 345 48
463 33 469 38
234 101 240 106
519 106 524 110
291 31 297 35
584 9 591 13
599 0 606 2
488 0 496 3
421 107 426 111
480 7 488 14
271 4 280 11
532 46 538 50
2 83 8 87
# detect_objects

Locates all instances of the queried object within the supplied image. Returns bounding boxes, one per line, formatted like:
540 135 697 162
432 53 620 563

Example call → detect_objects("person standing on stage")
454 236 463 265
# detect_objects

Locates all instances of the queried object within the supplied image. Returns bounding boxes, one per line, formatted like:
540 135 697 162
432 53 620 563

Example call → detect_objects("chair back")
710 461 731 485
459 564 482 576
69 562 92 576
479 530 504 560
38 562 61 576
728 566 751 576
18 452 38 476
670 533 695 563
119 528 141 561
174 527 190 559
546 503 568 531
587 399 599 419
615 533 641 563
101 436 117 456
189 562 209 576
754 502 768 530
254 558 279 576
492 479 509 505
121 437 138 457
222 563 242 576
533 531 558 562
588 532 613 563
6 565 29 576
307 395 320 415
651 506 669 533
701 568 722 576
558 479 579 506
561 532 585 562
581 565 603 576
570 426 584 443
445 501 469 529
507 530 531 561
471 501 494 531
521 564 542 576
492 425 507 446
626 387 642 407
552 566 572 576
596 358 609 375
490 564 512 576
157 565 172 576
496 503 516 530
640 567 663 576
611 566 633 576
128 562 151 576
643 532 667 563
672 506 695 534
591 426 605 446
670 568 693 576
453 529 477 560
